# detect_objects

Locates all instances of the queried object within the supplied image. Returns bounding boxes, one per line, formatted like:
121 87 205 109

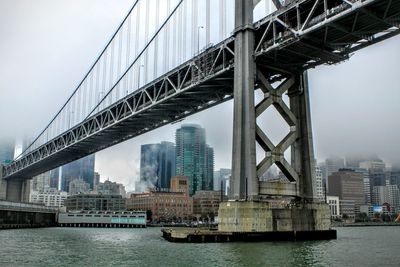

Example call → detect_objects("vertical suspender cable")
206 0 210 46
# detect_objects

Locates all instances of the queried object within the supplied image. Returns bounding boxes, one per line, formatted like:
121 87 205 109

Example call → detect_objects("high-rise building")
328 169 365 213
205 145 214 191
353 168 371 204
69 179 90 195
140 141 176 190
30 188 68 207
60 154 95 192
0 140 14 200
96 180 126 197
213 168 231 195
31 171 51 192
0 139 14 164
345 154 381 169
325 157 345 177
315 164 324 202
372 185 400 210
175 124 214 196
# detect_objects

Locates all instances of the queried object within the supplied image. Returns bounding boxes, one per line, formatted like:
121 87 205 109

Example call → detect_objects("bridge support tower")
218 0 334 238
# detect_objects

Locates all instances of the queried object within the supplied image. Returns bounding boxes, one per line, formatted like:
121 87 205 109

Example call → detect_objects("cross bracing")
3 0 400 180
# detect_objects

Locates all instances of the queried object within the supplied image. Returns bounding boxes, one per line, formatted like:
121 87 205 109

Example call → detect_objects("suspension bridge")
0 0 399 236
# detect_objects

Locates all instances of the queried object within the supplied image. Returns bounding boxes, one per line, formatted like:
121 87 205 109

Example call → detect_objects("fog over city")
1 0 399 190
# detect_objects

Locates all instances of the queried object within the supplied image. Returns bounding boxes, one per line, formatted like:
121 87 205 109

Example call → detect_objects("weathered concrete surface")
218 201 332 233
218 201 273 232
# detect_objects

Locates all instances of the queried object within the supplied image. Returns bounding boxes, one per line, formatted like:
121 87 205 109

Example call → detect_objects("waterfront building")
372 185 400 211
192 190 225 219
175 124 214 196
328 169 364 213
64 194 126 211
58 211 146 228
126 190 193 222
326 196 340 219
69 179 90 195
140 141 176 190
30 188 68 207
170 176 189 196
96 180 126 197
339 199 356 220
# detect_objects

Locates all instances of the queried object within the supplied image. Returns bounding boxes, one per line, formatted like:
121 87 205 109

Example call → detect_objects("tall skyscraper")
0 140 14 199
175 124 214 196
327 169 365 208
325 157 345 177
140 141 176 190
214 168 231 194
0 139 14 164
58 154 95 192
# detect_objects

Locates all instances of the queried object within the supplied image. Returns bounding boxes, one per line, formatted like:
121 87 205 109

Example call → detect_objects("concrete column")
5 178 30 202
289 71 316 201
0 165 7 200
6 179 23 202
231 0 258 200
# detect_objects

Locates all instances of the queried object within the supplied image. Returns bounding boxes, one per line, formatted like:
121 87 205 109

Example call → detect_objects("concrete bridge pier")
0 165 30 202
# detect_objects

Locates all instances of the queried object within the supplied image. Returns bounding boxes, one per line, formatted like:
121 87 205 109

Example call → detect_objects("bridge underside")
3 0 400 192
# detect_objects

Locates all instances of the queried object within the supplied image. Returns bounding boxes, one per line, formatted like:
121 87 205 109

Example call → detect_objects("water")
0 227 399 266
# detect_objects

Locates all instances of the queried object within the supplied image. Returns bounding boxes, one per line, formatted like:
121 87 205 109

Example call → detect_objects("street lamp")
197 26 204 55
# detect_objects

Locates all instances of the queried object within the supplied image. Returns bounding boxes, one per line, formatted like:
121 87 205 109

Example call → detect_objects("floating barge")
161 228 337 243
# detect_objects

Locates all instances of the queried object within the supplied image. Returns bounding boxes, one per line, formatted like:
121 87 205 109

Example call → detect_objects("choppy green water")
0 226 399 266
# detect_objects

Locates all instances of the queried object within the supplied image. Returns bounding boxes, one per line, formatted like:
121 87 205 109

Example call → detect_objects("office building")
140 141 176 190
69 179 90 195
315 164 324 202
328 169 364 212
0 140 14 200
326 196 340 219
126 190 193 222
214 168 231 194
30 188 68 207
170 176 189 196
175 124 214 196
192 190 225 219
31 171 51 192
372 185 400 210
60 154 95 192
64 194 125 211
96 180 126 197
325 157 345 177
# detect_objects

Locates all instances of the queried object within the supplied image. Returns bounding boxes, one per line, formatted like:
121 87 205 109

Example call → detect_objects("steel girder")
254 0 400 71
3 0 400 180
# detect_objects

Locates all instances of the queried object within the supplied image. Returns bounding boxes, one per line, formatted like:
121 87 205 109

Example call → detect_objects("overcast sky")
0 0 399 190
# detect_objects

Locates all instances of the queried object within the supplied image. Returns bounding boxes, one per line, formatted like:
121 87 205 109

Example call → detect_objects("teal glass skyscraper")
175 124 213 196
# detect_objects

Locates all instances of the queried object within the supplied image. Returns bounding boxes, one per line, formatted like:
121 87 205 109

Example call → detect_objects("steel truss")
3 40 235 179
3 0 400 180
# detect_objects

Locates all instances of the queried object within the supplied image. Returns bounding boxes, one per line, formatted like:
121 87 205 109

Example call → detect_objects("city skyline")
0 1 399 191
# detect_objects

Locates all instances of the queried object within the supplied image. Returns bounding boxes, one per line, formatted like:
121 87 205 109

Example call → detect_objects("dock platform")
161 228 337 243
